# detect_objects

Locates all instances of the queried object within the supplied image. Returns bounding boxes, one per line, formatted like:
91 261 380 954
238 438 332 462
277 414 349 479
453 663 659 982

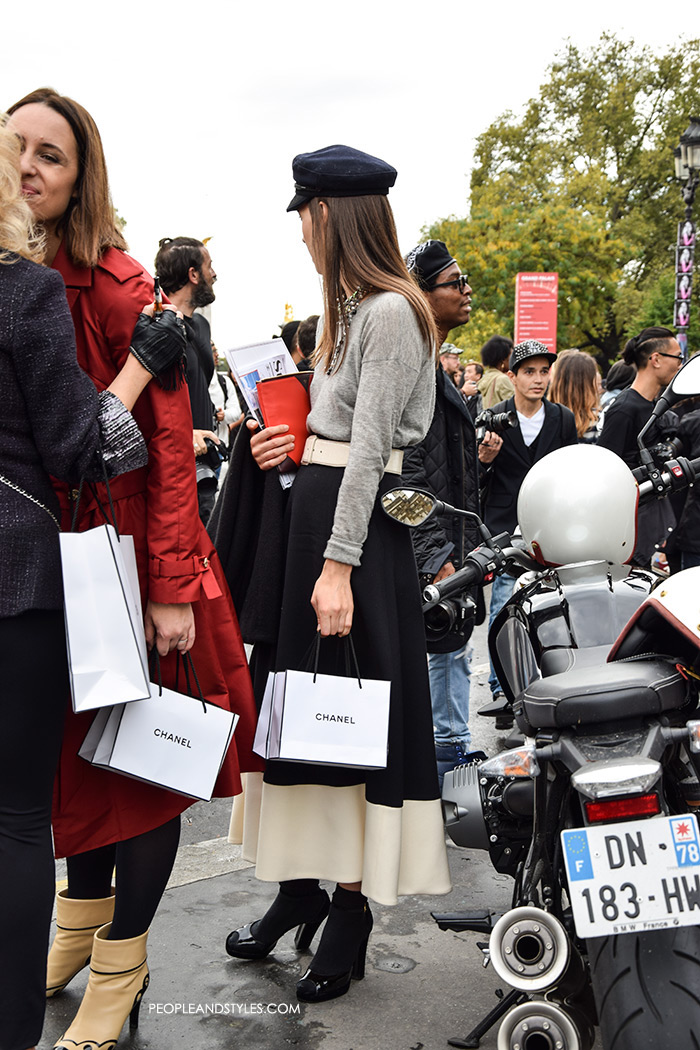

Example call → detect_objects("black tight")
0 610 68 1050
66 815 181 940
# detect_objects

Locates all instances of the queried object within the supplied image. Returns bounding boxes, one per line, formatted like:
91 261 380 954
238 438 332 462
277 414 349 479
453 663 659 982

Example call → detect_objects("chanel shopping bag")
254 635 390 770
60 476 150 712
79 654 238 800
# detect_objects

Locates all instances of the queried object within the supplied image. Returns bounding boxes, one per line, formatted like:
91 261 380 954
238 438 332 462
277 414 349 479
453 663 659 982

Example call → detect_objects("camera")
425 595 476 640
474 409 518 445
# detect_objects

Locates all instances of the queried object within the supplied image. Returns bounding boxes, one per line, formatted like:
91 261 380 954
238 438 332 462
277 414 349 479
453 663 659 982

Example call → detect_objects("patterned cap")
405 240 456 290
509 340 557 372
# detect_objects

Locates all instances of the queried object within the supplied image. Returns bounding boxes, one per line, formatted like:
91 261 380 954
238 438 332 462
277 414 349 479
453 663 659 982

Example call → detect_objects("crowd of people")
0 87 695 1050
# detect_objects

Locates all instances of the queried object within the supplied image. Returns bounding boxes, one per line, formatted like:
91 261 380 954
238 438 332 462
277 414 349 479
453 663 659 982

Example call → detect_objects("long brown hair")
549 350 600 438
7 88 127 268
309 195 438 371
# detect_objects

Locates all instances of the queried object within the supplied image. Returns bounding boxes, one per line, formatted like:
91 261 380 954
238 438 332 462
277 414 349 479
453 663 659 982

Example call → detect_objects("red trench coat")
51 244 262 858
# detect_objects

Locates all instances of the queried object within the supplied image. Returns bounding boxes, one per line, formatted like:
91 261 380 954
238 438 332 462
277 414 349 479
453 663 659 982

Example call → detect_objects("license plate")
561 814 700 938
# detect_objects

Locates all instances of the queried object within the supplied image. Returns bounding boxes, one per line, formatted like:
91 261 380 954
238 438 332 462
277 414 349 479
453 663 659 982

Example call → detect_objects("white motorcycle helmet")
609 566 700 666
517 444 638 566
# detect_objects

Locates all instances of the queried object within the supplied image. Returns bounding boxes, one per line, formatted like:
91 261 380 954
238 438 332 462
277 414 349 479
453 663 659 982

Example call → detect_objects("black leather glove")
129 310 187 390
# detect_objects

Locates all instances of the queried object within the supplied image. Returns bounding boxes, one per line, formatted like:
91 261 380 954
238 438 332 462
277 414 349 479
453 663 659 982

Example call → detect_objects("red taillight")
585 794 661 823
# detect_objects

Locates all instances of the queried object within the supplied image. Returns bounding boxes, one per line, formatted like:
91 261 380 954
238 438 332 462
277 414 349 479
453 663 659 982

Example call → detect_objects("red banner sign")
514 273 559 351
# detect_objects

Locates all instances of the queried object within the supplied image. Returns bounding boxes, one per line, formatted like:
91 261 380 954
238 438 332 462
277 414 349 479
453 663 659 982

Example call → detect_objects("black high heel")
225 887 330 960
296 899 374 1003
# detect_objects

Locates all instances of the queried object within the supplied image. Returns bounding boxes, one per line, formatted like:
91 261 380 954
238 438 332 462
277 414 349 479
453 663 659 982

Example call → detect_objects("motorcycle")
381 355 700 1050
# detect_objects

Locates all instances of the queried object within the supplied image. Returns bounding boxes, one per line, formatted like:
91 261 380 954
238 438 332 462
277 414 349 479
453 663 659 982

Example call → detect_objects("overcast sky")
2 1 695 347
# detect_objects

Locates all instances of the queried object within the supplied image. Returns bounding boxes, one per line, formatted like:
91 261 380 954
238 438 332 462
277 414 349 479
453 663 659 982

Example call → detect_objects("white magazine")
223 339 300 488
223 340 298 427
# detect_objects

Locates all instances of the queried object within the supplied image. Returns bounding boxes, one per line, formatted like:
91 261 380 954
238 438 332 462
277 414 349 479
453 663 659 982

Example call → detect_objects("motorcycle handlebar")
422 543 537 606
637 455 700 504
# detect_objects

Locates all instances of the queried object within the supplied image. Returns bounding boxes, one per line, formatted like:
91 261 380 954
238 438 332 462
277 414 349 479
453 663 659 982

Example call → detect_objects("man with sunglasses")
598 326 683 567
404 240 496 783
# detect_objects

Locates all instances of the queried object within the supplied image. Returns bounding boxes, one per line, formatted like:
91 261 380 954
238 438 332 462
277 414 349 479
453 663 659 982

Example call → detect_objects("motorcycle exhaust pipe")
490 907 571 992
497 1000 594 1050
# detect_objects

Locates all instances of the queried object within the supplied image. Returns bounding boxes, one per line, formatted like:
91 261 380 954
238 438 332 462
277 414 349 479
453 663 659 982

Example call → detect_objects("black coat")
402 366 481 575
482 396 578 536
208 422 288 645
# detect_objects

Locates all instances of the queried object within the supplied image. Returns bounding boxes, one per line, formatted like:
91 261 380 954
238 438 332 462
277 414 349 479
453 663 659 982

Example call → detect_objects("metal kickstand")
447 987 529 1049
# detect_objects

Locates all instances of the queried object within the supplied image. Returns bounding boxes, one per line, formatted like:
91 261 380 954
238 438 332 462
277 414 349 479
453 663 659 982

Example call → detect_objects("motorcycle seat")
539 644 611 677
515 659 687 731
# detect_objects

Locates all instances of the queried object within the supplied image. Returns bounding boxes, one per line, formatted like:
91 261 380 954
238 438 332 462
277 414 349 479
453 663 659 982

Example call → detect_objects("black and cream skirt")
230 464 450 906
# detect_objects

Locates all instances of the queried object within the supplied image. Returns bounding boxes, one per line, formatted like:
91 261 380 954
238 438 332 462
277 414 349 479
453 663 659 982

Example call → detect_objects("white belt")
301 436 404 475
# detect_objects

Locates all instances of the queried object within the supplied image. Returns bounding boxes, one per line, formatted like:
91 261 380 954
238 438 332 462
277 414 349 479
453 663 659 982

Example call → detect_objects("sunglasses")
430 274 471 293
656 352 684 361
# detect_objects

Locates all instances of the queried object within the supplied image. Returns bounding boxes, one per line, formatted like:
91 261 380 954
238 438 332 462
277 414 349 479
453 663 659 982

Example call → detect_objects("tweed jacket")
0 254 145 617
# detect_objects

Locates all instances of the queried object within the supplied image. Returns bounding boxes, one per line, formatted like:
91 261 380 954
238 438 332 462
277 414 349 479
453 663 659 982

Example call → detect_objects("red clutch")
256 371 313 467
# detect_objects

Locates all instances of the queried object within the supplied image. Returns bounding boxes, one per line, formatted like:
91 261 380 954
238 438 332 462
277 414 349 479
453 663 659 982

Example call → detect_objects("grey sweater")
307 291 435 565
0 255 147 617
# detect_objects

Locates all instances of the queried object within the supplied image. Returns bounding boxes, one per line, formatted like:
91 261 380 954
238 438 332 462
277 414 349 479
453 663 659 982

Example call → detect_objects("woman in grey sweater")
225 145 451 1004
0 123 184 1050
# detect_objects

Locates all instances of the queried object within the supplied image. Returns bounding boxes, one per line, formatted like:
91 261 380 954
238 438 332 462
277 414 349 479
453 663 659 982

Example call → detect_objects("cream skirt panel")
228 772 451 907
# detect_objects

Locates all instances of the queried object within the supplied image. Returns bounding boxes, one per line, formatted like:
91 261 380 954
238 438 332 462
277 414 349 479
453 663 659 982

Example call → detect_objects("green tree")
428 35 700 366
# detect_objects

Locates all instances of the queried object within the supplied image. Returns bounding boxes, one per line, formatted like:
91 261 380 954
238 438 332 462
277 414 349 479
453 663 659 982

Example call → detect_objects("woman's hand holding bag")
311 559 354 637
144 600 195 656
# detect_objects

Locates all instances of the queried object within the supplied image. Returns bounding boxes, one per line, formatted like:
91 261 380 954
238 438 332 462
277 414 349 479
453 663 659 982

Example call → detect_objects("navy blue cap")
287 144 397 212
405 240 456 290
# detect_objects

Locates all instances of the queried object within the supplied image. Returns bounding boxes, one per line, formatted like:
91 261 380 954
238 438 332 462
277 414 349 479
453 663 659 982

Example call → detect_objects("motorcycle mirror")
653 352 700 416
380 488 438 527
667 351 700 395
638 354 700 456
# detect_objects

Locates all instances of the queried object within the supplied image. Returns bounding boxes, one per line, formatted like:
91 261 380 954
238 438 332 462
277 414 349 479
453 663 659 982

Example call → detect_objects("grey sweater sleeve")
321 295 434 565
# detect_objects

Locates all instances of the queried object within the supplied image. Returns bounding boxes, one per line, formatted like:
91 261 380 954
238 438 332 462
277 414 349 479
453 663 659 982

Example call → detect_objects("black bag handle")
301 632 362 688
71 452 120 537
150 648 207 713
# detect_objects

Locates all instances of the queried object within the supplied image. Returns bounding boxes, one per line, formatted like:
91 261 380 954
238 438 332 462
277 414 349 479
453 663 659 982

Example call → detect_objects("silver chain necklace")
328 286 365 374
0 473 60 528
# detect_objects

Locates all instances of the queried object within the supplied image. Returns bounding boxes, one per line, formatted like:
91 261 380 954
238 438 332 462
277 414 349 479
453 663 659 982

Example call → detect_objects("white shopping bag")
79 683 238 801
60 524 150 712
255 666 390 770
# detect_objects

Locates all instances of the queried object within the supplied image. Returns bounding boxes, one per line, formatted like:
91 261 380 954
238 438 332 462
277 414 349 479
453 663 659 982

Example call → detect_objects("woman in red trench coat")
6 88 261 1050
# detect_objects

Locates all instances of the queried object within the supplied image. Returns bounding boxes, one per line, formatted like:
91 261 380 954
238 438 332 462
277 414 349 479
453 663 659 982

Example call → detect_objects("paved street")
45 618 601 1050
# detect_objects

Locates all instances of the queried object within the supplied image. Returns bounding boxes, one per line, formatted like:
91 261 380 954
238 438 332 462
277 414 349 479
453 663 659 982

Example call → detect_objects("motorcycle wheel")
588 926 700 1049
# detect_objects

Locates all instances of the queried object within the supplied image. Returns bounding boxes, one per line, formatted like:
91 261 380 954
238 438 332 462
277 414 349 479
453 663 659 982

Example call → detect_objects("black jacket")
674 408 700 554
402 366 481 575
482 396 578 536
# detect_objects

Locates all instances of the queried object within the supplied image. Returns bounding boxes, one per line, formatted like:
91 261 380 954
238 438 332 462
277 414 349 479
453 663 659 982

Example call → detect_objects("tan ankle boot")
46 890 116 997
53 923 149 1050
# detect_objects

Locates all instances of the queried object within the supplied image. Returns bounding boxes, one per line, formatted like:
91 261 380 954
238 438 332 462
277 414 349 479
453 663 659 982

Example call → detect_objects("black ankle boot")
296 888 373 1003
226 882 330 960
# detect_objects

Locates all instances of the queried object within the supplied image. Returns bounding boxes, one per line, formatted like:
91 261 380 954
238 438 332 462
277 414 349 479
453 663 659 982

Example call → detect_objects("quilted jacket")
402 366 481 576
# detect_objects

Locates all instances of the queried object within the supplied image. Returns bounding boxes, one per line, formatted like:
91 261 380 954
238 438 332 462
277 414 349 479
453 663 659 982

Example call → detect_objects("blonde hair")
549 350 599 438
309 196 438 371
0 121 45 264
